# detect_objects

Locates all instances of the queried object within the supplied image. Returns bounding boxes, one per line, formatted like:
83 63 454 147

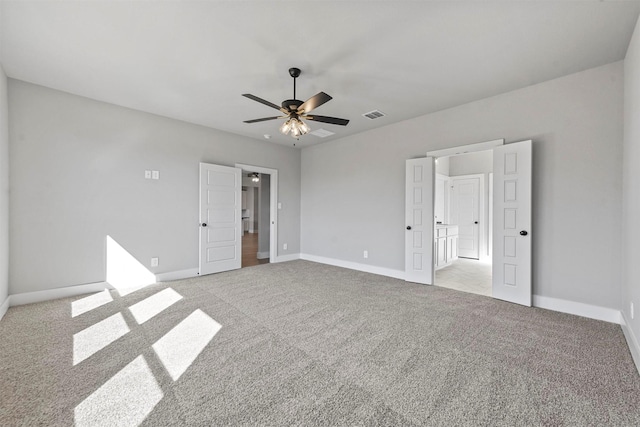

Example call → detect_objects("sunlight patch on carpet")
152 309 221 380
128 288 183 325
72 290 114 317
74 355 163 427
73 312 129 365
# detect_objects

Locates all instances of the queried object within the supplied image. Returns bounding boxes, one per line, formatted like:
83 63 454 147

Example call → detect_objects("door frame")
422 139 505 294
235 163 278 264
426 139 504 158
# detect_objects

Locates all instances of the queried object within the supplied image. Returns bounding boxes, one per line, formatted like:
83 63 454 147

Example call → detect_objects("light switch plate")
151 257 159 267
152 170 160 180
144 170 152 179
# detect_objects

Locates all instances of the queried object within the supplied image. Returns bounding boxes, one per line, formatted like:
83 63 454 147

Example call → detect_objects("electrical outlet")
283 243 287 250
632 302 635 320
152 170 160 180
151 257 159 267
144 170 151 179
363 250 368 259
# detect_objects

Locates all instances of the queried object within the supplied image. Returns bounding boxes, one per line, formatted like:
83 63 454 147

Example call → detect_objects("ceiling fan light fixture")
298 119 310 134
280 117 310 138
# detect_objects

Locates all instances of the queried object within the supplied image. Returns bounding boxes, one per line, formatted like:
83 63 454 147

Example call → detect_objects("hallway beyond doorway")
435 258 491 297
242 233 269 268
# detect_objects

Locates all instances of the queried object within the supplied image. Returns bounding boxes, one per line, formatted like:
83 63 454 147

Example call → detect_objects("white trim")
0 296 10 320
155 268 199 282
300 254 405 280
256 251 270 260
427 139 504 158
620 312 640 375
532 294 621 324
10 282 112 307
488 172 493 258
235 163 278 264
275 253 300 263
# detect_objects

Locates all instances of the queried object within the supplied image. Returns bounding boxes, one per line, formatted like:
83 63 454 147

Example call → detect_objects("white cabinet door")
437 237 447 266
447 235 458 262
405 158 435 284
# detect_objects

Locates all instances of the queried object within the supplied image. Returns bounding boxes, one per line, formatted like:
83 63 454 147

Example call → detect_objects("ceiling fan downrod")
289 67 301 100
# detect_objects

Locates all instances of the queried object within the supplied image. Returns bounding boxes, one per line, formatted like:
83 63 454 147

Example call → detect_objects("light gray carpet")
1 260 639 426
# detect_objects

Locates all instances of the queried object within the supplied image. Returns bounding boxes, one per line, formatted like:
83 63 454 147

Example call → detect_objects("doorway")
235 163 278 268
241 172 270 267
404 139 532 306
198 162 278 276
434 154 492 297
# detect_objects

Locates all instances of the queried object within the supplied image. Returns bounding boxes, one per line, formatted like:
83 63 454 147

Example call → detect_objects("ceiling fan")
242 67 349 138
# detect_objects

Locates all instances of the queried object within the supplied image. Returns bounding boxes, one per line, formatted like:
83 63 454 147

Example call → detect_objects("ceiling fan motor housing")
282 99 303 112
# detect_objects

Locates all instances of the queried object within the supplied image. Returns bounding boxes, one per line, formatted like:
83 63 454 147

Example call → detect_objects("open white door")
199 163 242 275
451 176 481 259
492 140 532 306
405 157 435 284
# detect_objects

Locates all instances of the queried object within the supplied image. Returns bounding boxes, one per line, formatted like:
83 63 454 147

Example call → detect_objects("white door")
199 163 242 275
492 140 532 306
405 157 435 284
451 177 480 259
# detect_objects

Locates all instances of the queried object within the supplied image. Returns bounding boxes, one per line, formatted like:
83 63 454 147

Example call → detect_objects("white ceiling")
2 1 639 148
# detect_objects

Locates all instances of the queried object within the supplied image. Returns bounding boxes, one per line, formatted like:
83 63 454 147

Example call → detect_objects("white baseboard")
10 282 112 307
533 294 621 324
257 251 270 260
299 253 405 280
620 312 640 375
0 295 9 320
275 253 300 263
155 268 199 282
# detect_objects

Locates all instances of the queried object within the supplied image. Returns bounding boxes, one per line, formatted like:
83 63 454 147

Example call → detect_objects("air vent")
310 129 335 138
362 110 385 120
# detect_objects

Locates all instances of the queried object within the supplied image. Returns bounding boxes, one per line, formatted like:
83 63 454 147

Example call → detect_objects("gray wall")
0 65 8 306
623 17 640 358
449 150 493 177
301 61 623 310
9 80 301 294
